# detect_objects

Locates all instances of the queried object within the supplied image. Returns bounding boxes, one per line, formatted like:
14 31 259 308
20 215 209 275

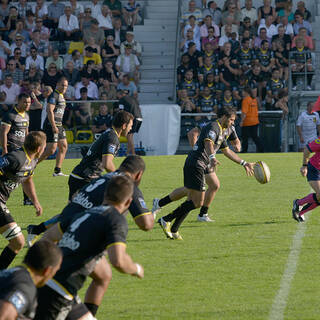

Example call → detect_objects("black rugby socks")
199 206 208 217
159 195 172 208
0 246 16 269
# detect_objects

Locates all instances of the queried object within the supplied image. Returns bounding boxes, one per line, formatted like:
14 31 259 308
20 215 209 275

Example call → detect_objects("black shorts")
129 118 142 134
0 202 14 227
34 285 88 320
44 125 66 143
183 156 206 192
68 175 89 201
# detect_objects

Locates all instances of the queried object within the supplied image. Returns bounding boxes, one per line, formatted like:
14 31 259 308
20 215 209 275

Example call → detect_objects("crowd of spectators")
177 0 315 126
0 0 143 132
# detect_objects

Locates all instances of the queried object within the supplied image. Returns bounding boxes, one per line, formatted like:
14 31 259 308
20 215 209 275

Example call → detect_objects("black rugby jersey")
291 47 312 64
198 65 219 79
198 95 217 113
0 266 37 318
1 108 29 151
53 205 128 296
219 97 238 110
44 89 66 126
178 80 199 97
65 171 150 219
93 114 112 132
0 148 37 203
254 49 274 67
192 120 237 165
71 128 120 181
266 78 286 95
237 48 254 66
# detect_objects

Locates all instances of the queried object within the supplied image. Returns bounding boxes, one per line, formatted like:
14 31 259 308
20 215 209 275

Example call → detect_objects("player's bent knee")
7 233 25 252
2 223 22 242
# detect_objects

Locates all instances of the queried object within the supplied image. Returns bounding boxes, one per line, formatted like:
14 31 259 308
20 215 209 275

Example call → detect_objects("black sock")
32 223 47 235
54 167 61 174
170 200 196 233
84 303 98 316
159 195 172 208
23 192 29 201
0 246 16 269
199 206 208 217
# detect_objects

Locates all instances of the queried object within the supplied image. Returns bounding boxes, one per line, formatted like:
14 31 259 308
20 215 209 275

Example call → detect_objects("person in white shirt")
25 47 44 71
241 0 257 23
32 0 48 19
97 5 113 32
68 0 84 18
297 102 320 151
258 15 278 38
88 0 101 19
0 35 11 60
10 34 27 57
58 5 81 41
0 75 21 105
74 76 99 99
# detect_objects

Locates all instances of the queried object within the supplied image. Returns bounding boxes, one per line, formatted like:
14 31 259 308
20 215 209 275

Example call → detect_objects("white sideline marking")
269 217 308 320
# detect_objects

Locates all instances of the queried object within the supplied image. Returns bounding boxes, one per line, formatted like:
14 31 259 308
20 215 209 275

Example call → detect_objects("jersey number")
85 178 105 192
70 213 90 232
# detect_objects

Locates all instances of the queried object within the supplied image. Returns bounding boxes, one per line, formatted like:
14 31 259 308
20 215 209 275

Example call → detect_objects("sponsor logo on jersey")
138 197 147 209
72 192 94 209
59 232 80 251
209 130 216 141
8 291 27 313
108 144 116 154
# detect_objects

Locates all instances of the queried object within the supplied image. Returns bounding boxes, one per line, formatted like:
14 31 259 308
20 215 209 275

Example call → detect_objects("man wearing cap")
120 31 142 58
10 34 27 57
83 18 105 47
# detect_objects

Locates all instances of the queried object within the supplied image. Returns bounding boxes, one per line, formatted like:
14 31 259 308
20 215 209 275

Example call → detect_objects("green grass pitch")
3 153 320 320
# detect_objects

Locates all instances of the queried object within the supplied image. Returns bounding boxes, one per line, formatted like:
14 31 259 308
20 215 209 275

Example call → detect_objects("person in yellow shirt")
83 46 102 69
240 87 264 153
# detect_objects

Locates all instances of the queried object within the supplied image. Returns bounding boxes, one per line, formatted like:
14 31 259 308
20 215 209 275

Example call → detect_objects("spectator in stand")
63 61 80 86
69 0 84 19
115 44 140 84
292 27 314 51
99 77 117 100
201 26 219 51
42 63 63 89
0 35 10 60
25 10 36 33
45 49 63 71
237 38 254 74
293 12 312 36
117 74 138 98
200 14 220 40
88 0 101 19
241 0 257 24
254 27 271 49
186 42 202 70
92 104 113 135
290 37 313 91
181 0 203 27
296 102 320 151
202 42 218 65
108 18 126 46
274 88 288 117
219 87 238 110
80 6 93 31
83 18 105 47
10 33 27 57
74 87 92 127
258 15 278 39
254 39 275 79
197 86 218 116
83 46 102 70
178 69 199 100
102 35 120 64
120 31 142 59
275 0 287 13
16 0 32 18
75 75 99 99
58 5 81 41
81 60 99 82
64 49 83 71
277 1 294 24
221 2 241 26
247 63 264 100
265 68 287 110
9 48 25 72
2 59 23 85
198 56 217 79
181 0 206 11
0 0 10 20
8 19 29 42
184 15 201 43
25 46 44 71
278 16 294 37
202 1 221 26
181 29 201 53
177 54 195 83
257 0 276 25
0 75 20 105
239 16 256 40
33 17 50 42
122 0 142 29
272 25 291 51
178 88 196 113
33 0 48 20
103 0 122 18
274 39 289 81
84 36 101 55
47 0 65 31
24 64 43 83
97 5 113 36
221 15 239 38
240 86 263 153
28 30 49 57
295 1 311 22
218 25 232 48
4 6 20 33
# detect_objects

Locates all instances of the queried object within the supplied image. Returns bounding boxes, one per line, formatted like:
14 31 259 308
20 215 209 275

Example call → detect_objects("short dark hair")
104 175 134 204
112 110 134 128
261 40 268 46
217 106 237 119
23 240 62 271
18 93 30 101
242 37 250 44
24 131 46 153
80 87 88 94
119 155 145 174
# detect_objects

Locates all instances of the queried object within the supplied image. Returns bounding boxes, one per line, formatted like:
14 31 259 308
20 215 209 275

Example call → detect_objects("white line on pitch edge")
268 217 308 320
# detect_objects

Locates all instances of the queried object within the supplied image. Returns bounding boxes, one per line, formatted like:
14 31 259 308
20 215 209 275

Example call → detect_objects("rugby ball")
254 161 271 184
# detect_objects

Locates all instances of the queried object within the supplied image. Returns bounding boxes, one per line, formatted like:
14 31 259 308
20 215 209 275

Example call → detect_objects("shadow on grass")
221 220 289 227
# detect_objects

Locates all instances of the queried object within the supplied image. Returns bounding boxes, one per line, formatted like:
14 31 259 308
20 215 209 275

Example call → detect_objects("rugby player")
38 77 69 176
34 175 144 320
157 107 254 239
154 110 241 223
27 155 152 317
67 110 133 201
0 131 46 269
292 137 320 222
0 93 32 205
0 240 62 320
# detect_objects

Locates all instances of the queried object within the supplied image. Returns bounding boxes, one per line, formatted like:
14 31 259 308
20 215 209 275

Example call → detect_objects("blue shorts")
307 162 320 181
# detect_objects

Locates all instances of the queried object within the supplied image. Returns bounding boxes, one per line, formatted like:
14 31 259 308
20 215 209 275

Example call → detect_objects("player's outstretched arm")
0 300 18 320
22 177 42 216
107 244 144 279
221 148 254 176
